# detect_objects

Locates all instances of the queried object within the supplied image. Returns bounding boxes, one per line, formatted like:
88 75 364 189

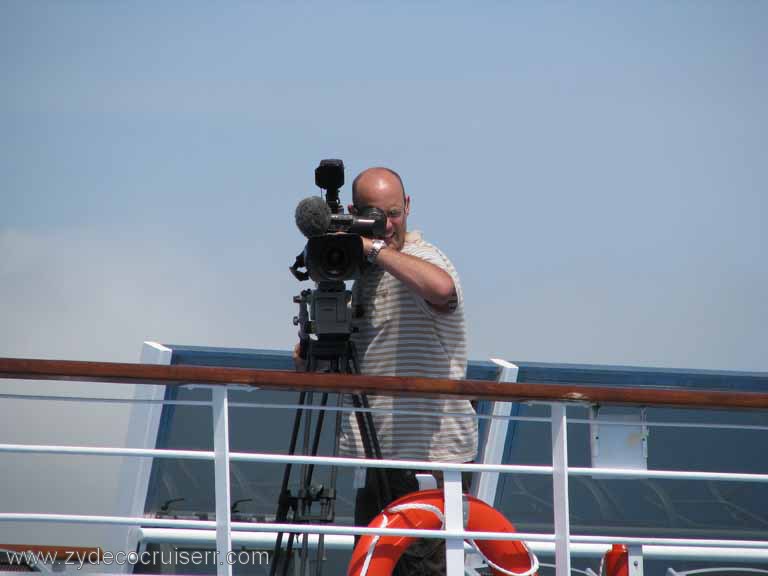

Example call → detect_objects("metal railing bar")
0 443 214 460
6 513 767 550
0 390 548 424
0 513 549 541
210 525 768 551
0 513 216 529
0 443 550 474
2 391 765 432
569 466 768 483
669 568 768 575
569 534 768 548
0 392 211 407
229 452 768 484
6 388 765 434
4 442 766 484
232 401 768 433
229 399 553 424
567 417 768 432
549 545 768 562
139 528 361 548
228 452 554 474
148 522 768 550
137 529 768 562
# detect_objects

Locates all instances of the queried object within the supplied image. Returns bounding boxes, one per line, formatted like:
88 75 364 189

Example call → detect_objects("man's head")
351 167 411 251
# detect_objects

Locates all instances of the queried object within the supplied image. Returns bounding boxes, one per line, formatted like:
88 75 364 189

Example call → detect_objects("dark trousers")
354 468 472 576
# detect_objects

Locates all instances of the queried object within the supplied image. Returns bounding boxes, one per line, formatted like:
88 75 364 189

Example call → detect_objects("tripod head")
293 280 358 371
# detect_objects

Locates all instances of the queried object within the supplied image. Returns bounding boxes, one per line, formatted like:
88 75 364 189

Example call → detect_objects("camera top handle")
315 159 345 214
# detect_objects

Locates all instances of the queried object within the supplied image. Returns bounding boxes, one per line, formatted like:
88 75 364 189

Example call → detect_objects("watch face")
367 240 384 263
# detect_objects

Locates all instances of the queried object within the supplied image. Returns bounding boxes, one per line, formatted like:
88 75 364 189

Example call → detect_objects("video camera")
290 159 386 283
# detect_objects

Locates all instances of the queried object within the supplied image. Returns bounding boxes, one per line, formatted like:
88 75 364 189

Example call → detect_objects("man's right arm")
362 237 457 311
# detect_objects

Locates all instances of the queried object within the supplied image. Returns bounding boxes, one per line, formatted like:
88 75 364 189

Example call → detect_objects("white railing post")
628 544 644 576
443 469 465 575
117 341 172 570
551 403 572 576
473 358 520 506
212 386 233 576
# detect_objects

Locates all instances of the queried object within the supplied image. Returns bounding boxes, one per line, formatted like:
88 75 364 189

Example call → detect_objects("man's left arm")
362 237 456 312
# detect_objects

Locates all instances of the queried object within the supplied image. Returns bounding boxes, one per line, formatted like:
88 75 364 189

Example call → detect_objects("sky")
0 0 766 560
1 1 766 371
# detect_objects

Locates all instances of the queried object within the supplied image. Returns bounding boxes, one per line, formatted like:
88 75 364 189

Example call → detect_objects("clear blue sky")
2 1 766 371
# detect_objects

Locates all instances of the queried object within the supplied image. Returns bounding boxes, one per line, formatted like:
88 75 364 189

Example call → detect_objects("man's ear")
404 195 411 216
348 203 357 214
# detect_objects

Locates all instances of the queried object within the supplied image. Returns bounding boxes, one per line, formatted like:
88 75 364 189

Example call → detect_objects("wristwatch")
367 239 386 263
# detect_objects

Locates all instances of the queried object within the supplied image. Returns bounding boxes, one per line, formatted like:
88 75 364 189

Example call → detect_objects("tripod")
270 283 391 576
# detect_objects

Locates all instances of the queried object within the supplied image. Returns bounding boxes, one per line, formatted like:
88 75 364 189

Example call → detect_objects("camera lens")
323 246 349 278
305 234 363 282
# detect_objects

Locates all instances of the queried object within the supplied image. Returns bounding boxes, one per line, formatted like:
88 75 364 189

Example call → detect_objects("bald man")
341 167 477 574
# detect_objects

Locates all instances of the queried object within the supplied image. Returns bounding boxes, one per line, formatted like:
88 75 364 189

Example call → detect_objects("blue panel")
165 344 294 371
511 361 768 391
161 344 768 391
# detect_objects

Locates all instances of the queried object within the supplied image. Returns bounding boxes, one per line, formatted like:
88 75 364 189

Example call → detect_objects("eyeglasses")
353 206 405 219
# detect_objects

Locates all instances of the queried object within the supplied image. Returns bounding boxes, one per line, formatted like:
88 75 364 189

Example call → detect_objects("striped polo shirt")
338 231 478 463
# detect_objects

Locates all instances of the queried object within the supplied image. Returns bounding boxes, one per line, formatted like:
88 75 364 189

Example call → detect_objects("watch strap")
367 239 386 263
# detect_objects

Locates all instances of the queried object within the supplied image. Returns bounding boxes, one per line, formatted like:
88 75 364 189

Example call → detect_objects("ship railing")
1 356 767 576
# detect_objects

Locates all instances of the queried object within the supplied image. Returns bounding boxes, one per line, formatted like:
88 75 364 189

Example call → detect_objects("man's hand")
292 342 306 372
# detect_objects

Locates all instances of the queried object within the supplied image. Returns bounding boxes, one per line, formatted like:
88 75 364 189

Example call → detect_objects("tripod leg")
346 346 393 509
279 346 338 576
351 395 375 461
360 394 384 460
359 393 392 505
270 391 307 575
303 393 328 489
327 394 343 520
350 394 389 515
346 347 378 461
299 391 314 519
316 534 325 576
300 531 309 576
281 533 295 576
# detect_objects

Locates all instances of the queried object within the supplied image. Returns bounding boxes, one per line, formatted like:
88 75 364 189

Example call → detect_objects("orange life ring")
601 544 628 576
348 488 538 576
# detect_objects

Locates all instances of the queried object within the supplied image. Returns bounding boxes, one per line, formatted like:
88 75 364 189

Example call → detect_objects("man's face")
353 174 411 251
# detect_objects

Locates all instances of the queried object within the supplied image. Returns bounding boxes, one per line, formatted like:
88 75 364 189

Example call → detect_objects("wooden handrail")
1 357 767 410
